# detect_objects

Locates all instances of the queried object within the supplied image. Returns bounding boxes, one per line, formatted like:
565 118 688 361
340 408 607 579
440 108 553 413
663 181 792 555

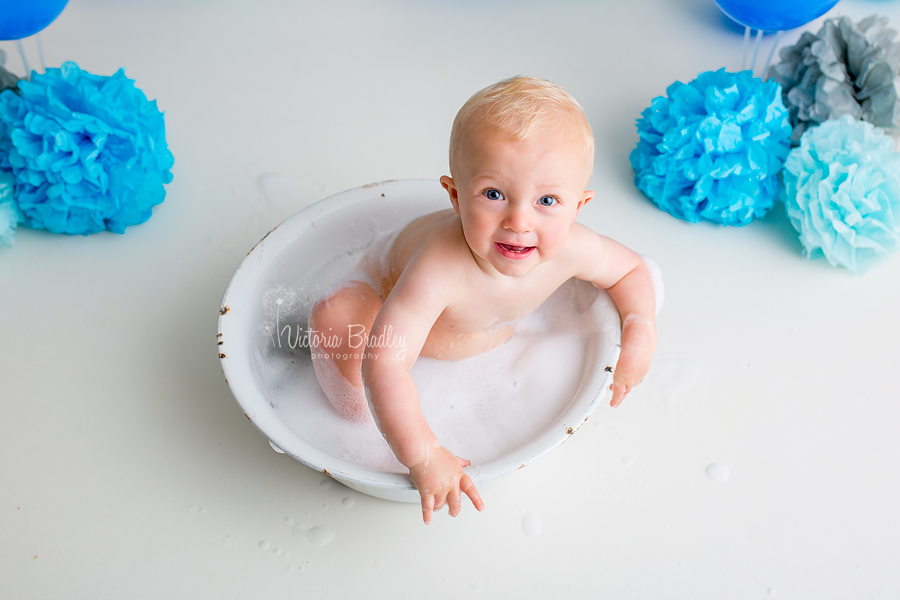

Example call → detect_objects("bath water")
251 248 619 474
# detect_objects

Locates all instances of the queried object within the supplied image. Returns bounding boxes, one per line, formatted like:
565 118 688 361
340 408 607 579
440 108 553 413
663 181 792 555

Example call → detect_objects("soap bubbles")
0 0 69 41
714 0 840 32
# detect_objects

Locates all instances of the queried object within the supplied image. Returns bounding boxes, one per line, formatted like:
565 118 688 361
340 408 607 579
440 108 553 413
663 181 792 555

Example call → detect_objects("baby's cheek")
540 231 568 258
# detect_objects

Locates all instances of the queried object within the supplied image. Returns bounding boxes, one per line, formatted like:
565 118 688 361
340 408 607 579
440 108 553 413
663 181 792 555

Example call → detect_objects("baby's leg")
308 281 383 421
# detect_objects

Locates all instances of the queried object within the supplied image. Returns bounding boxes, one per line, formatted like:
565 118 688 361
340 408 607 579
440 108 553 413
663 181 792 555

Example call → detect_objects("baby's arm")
361 266 485 524
571 226 657 407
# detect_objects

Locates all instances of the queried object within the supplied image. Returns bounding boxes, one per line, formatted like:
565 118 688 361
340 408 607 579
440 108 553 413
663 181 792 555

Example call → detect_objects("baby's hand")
610 313 656 408
408 444 484 524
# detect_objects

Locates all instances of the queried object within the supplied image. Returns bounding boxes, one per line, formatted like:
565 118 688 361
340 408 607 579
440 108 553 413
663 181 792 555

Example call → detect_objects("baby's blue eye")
538 195 558 207
484 189 504 201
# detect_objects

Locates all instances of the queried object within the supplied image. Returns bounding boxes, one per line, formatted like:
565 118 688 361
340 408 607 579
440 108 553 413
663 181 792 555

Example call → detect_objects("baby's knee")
309 289 352 335
309 282 378 334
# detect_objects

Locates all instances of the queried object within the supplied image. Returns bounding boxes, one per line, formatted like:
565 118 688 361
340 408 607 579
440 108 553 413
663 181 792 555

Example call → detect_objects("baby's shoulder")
551 222 620 282
558 222 606 263
394 208 462 255
565 221 603 244
389 209 469 284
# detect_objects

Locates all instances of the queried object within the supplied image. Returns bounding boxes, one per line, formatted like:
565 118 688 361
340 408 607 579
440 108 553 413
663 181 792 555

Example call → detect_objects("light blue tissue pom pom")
0 169 20 247
0 62 174 235
781 115 900 273
630 69 793 226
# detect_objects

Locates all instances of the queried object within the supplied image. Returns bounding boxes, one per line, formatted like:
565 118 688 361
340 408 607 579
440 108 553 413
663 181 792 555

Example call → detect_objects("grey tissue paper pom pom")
768 15 900 144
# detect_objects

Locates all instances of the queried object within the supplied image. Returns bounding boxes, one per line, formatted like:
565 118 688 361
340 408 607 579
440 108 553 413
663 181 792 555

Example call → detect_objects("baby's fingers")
610 346 652 408
610 358 647 407
460 473 485 512
447 486 462 517
421 493 435 525
609 381 628 408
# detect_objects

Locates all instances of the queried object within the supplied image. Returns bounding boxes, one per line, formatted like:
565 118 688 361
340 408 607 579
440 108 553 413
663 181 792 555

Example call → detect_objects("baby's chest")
443 284 556 330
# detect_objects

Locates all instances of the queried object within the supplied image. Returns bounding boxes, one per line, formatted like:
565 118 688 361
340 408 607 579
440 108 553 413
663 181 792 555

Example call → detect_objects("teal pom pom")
630 69 793 226
0 62 174 235
781 115 900 273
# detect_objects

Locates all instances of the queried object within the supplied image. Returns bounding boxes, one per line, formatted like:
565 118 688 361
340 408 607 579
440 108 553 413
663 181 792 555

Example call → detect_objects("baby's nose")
502 205 532 232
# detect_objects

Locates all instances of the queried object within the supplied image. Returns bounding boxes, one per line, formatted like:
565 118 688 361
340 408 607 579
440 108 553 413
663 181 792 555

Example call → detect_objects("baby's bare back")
360 209 577 360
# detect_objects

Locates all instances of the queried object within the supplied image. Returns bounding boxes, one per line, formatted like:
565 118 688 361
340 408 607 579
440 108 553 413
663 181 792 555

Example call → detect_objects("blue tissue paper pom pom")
781 115 900 273
0 62 174 235
630 69 793 226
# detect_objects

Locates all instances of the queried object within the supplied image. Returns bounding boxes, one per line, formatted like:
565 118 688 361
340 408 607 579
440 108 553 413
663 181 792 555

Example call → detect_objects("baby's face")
442 126 593 278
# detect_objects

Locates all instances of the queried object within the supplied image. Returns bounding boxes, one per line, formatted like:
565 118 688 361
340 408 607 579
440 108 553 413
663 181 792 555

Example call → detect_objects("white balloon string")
37 33 47 73
742 25 751 71
751 28 764 75
15 39 31 79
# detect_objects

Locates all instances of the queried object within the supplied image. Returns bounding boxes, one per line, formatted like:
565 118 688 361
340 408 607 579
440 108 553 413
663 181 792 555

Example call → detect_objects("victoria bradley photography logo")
259 283 407 360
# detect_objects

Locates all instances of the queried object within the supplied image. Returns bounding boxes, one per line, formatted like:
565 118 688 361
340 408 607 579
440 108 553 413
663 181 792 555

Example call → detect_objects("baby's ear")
440 176 461 215
576 190 594 214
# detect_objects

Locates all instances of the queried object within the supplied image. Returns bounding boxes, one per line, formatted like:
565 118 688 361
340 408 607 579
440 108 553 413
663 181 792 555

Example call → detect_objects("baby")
308 76 657 524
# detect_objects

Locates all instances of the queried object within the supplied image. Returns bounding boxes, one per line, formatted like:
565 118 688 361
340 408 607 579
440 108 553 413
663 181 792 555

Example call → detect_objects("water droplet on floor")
767 587 777 596
341 497 355 508
521 513 543 537
706 463 729 483
294 524 336 547
258 540 270 550
320 479 333 490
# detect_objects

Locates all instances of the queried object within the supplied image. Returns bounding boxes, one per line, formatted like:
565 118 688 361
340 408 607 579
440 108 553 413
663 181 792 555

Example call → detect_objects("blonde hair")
448 76 594 178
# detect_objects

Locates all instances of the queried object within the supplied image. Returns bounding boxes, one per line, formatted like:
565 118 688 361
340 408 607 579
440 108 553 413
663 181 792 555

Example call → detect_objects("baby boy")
309 76 657 524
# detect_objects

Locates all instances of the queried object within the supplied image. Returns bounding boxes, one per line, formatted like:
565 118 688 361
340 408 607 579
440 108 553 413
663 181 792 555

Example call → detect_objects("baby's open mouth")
496 242 536 258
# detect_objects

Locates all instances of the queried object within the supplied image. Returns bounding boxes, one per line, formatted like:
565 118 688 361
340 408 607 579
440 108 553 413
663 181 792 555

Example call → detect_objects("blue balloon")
0 0 69 41
714 0 840 31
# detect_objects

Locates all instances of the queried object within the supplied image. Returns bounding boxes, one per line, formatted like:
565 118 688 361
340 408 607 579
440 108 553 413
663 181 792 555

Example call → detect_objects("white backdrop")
2 1 898 598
